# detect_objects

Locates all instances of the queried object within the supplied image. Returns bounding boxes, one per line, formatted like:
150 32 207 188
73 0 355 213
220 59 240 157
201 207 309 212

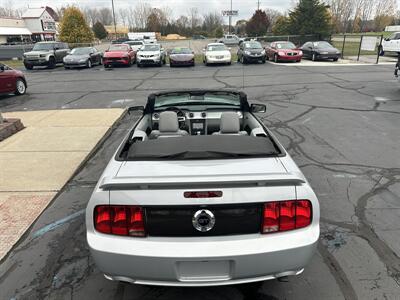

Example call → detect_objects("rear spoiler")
99 173 306 190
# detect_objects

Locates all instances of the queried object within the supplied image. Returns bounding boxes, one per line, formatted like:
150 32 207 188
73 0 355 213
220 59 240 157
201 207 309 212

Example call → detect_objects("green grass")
1 59 24 68
331 40 379 57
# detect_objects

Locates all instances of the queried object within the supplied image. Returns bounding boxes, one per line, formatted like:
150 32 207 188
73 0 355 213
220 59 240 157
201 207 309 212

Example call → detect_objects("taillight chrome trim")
261 200 312 234
94 205 147 237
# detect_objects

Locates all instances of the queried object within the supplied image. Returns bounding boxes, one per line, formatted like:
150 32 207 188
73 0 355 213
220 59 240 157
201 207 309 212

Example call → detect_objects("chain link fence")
329 34 391 64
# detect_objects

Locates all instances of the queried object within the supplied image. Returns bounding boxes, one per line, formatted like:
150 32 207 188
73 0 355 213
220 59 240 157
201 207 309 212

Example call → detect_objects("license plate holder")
177 260 232 282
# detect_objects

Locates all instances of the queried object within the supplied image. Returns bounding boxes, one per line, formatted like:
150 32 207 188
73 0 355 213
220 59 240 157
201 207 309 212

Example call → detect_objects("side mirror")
250 103 266 113
384 38 390 41
128 105 145 114
0 65 4 72
54 47 59 50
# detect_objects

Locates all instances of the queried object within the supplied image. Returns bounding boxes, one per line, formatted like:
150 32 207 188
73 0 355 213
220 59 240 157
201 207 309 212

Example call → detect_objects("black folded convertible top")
126 135 280 160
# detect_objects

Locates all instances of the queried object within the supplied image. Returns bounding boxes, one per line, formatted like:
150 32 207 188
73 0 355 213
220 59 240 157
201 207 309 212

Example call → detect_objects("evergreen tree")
59 7 94 43
92 21 108 40
287 0 331 36
246 10 270 36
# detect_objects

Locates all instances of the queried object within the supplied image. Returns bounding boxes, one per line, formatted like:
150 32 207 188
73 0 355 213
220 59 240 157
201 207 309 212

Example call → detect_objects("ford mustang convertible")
86 90 320 287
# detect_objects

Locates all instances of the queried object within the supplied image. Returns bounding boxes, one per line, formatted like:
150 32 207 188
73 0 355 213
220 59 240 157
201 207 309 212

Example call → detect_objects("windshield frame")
108 44 130 51
70 47 91 55
32 43 55 51
140 44 161 51
207 44 228 52
276 42 296 49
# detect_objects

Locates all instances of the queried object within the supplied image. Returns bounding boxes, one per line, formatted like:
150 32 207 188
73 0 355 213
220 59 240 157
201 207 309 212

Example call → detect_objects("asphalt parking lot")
0 61 399 300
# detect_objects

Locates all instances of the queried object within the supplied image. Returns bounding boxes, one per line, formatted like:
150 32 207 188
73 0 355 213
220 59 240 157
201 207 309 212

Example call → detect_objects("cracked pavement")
0 62 399 299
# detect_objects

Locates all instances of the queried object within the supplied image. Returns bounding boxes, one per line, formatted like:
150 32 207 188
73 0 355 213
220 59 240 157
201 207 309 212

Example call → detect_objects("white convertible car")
86 90 320 287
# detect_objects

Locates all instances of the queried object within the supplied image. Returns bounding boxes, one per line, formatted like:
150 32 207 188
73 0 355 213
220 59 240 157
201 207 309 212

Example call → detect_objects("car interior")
131 109 268 141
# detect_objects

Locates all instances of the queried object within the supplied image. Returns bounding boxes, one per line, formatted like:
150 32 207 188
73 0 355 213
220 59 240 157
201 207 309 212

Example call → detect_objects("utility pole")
229 0 232 34
111 0 117 40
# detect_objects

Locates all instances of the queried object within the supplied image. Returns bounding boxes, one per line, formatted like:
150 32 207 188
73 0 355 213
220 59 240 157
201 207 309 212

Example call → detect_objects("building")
0 17 31 44
0 7 58 44
21 7 57 42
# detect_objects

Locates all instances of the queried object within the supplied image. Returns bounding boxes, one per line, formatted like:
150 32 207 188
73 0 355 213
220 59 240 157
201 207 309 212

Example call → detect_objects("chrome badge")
192 209 215 232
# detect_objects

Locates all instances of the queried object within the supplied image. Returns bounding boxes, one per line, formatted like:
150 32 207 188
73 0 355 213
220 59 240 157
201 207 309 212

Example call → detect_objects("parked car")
111 38 129 44
63 47 102 69
168 47 195 67
301 41 341 61
203 43 232 65
192 35 206 40
237 41 266 64
136 44 166 67
23 41 69 70
217 34 243 45
0 63 27 96
123 40 144 52
86 89 320 287
266 41 303 63
103 44 135 68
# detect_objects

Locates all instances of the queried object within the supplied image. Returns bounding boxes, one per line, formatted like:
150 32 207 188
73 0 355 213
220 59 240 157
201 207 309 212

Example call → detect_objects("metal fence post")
376 35 383 64
341 34 346 59
357 35 363 61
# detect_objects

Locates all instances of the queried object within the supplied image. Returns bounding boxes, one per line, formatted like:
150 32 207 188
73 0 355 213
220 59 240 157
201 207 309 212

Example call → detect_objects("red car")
103 44 135 68
266 41 303 63
0 63 27 96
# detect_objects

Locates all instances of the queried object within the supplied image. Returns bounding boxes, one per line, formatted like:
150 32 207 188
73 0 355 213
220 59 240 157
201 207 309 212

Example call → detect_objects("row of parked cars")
20 39 342 71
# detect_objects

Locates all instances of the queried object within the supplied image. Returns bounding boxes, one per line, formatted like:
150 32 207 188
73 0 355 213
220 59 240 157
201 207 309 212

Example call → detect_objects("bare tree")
327 0 355 33
133 2 152 29
83 8 99 27
359 0 375 31
119 8 128 27
202 12 223 33
98 7 113 25
0 0 21 17
264 8 282 32
374 0 397 31
188 8 202 29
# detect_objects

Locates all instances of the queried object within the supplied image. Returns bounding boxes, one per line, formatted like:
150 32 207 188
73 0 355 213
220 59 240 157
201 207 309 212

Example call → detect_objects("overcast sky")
4 0 295 23
4 0 400 23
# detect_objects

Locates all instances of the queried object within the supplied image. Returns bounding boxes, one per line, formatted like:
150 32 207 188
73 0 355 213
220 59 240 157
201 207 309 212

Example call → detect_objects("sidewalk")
0 108 124 260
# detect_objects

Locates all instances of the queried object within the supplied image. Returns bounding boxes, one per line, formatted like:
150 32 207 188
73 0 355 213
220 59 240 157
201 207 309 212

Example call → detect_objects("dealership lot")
0 62 399 299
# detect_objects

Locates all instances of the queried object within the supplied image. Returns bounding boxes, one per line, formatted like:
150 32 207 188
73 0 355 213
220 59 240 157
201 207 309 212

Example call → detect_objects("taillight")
94 205 146 237
262 200 312 234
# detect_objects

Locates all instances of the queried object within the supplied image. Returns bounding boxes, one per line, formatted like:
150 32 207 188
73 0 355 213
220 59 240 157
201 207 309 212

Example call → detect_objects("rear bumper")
88 225 319 286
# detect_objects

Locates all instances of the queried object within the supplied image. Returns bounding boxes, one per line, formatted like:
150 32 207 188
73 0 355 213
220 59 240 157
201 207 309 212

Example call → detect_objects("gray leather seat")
213 112 247 135
149 111 188 139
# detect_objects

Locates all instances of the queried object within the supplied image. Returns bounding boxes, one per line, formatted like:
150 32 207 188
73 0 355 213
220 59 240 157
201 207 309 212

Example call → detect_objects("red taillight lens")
128 206 146 237
262 202 279 233
262 200 312 234
279 201 296 231
94 205 146 237
94 206 112 234
295 200 312 228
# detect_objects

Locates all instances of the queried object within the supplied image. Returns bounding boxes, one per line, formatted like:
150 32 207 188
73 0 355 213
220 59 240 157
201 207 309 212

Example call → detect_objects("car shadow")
121 280 282 300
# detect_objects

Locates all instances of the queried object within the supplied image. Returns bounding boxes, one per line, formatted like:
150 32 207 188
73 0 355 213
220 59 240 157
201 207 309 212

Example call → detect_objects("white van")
382 32 400 53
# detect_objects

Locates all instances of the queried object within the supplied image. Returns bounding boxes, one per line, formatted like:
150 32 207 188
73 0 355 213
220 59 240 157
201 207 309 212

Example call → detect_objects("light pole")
229 0 232 34
111 0 117 40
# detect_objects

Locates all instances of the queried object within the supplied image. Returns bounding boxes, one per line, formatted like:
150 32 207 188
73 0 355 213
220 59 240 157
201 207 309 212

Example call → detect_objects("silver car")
63 47 102 69
86 90 320 287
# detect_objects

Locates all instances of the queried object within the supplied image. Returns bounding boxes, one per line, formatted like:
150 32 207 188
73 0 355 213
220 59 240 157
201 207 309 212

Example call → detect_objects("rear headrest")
220 112 240 134
159 111 179 132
